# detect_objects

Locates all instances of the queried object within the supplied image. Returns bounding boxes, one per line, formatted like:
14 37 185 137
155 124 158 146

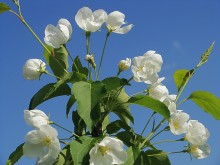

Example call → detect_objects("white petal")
58 18 72 37
23 142 44 158
75 7 93 31
39 125 58 138
106 11 125 30
113 24 134 34
25 130 44 144
93 9 107 24
190 144 210 159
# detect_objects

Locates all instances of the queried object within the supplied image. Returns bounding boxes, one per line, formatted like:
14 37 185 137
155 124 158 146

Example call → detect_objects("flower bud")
85 54 96 68
23 59 46 80
118 58 131 72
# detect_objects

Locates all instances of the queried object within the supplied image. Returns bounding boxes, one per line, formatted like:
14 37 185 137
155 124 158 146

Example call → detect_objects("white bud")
118 58 131 71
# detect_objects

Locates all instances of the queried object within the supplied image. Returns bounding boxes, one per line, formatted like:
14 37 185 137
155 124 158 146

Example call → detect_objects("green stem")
64 44 74 62
86 32 92 80
44 71 61 80
97 31 111 80
149 126 168 141
151 139 180 145
176 98 187 107
137 112 156 146
51 122 79 138
147 150 187 157
139 118 166 149
130 90 147 97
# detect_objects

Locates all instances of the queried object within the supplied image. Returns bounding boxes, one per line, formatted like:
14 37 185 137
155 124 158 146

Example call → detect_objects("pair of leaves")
0 3 10 14
124 147 170 165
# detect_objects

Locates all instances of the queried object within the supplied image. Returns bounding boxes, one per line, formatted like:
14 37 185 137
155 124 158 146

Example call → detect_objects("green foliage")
6 143 24 165
72 111 86 136
188 90 220 120
0 3 10 14
66 95 76 118
54 145 73 165
70 136 98 165
128 95 170 119
72 56 88 76
145 150 171 165
173 69 189 92
102 77 130 91
43 45 69 78
29 83 71 109
198 42 215 67
72 81 107 132
106 120 132 134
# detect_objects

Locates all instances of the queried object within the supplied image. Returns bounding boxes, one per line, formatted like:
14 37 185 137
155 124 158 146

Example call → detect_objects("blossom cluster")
130 50 210 159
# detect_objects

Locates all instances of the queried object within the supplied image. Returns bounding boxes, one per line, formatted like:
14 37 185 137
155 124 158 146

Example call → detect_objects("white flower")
44 18 72 48
106 11 133 34
85 54 94 61
185 120 209 145
23 125 61 165
131 50 163 84
75 7 107 32
168 102 177 114
23 59 46 80
189 143 210 159
169 110 189 135
24 110 49 128
89 137 127 165
118 58 131 71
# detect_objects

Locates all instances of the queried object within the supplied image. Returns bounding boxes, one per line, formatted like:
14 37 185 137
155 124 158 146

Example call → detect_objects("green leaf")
116 131 135 147
198 41 215 67
66 95 76 118
6 143 24 165
70 136 98 165
43 45 68 78
0 3 10 14
45 72 86 99
124 147 149 165
102 77 130 91
54 145 73 165
29 83 71 109
106 120 131 134
188 90 220 120
72 56 88 76
72 81 107 132
145 150 171 165
173 69 189 92
128 95 170 119
72 111 86 136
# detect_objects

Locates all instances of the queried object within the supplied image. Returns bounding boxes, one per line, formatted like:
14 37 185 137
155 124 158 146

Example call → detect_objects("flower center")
41 136 52 146
98 145 110 156
190 145 199 153
173 121 179 130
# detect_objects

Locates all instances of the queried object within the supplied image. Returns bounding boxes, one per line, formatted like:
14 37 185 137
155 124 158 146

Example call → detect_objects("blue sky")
1 0 220 164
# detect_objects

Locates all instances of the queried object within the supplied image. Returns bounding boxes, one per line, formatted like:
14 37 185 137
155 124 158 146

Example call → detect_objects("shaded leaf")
72 56 88 76
128 95 170 119
43 45 68 78
173 69 189 92
145 150 171 165
6 143 24 165
72 111 86 136
54 145 73 165
106 120 131 134
72 81 107 132
0 3 10 14
116 131 135 147
102 77 130 91
66 95 76 118
188 90 220 120
29 83 71 109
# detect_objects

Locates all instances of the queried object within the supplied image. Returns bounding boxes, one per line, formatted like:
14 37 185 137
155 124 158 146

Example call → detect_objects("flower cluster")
23 110 61 165
4 2 216 165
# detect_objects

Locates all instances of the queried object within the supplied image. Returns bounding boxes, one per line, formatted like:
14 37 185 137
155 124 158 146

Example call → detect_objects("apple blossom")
89 137 127 165
189 143 210 159
44 18 72 48
23 125 61 165
24 110 49 128
131 50 163 84
169 110 189 135
75 7 107 32
106 11 133 34
23 59 46 80
185 120 209 145
118 58 131 72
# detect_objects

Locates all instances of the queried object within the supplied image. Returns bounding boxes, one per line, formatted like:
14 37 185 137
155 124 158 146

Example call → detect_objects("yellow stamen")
99 145 110 156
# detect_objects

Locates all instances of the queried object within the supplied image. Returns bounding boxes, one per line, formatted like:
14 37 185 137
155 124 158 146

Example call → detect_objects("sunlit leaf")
173 69 189 92
198 42 215 67
128 95 170 119
188 90 220 120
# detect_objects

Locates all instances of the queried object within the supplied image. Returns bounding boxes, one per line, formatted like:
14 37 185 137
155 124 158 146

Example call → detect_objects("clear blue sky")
1 0 220 164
